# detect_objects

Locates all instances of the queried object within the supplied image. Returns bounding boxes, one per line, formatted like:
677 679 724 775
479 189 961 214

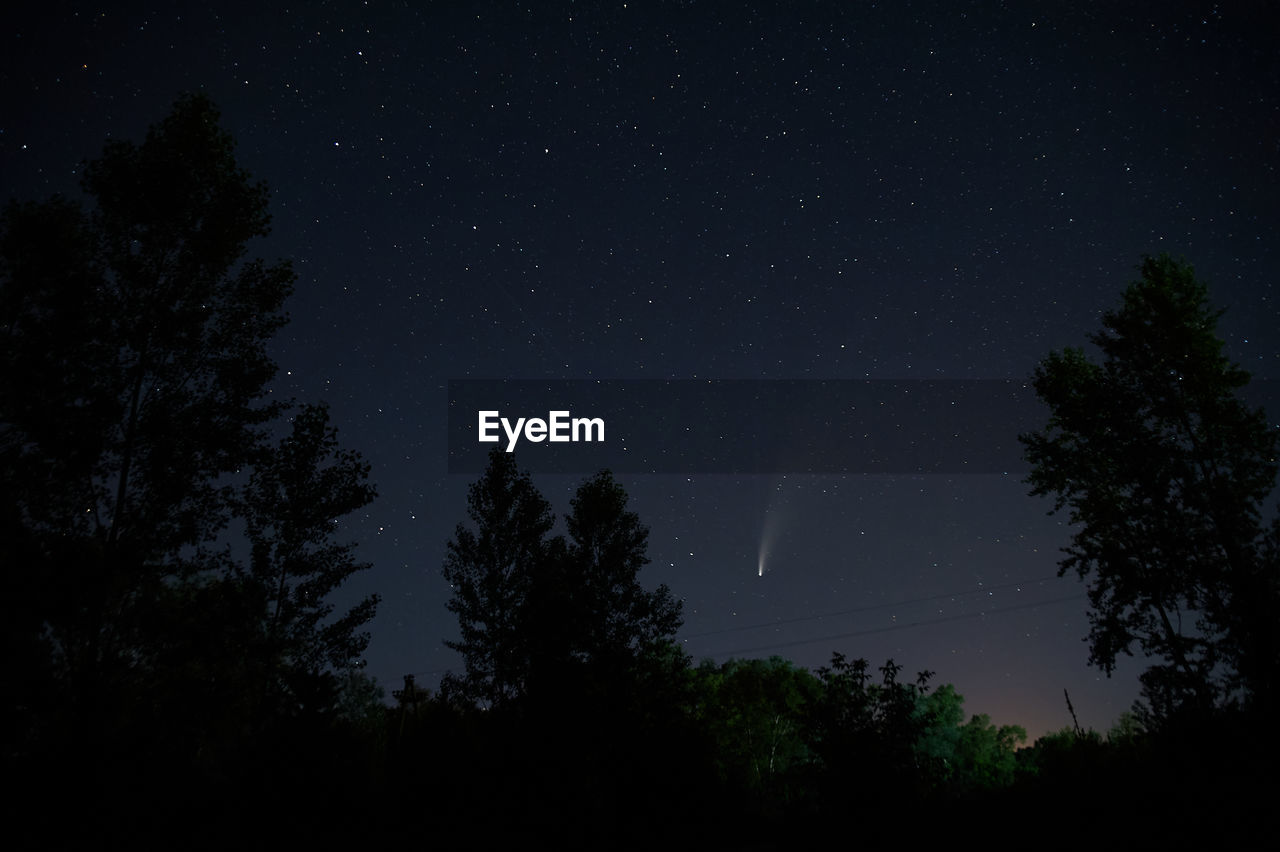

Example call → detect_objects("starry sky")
5 1 1279 738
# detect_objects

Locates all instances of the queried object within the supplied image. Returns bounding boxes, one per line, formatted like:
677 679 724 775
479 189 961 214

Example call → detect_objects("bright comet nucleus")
758 503 783 578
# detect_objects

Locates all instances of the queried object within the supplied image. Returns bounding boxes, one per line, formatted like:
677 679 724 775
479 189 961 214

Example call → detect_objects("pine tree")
442 450 556 708
441 453 682 709
242 403 379 716
564 470 682 665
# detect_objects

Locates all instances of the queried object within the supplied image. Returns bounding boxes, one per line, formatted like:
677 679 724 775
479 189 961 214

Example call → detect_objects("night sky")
5 1 1278 738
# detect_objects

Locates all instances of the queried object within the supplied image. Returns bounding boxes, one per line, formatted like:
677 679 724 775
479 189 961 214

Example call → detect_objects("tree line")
3 94 1276 846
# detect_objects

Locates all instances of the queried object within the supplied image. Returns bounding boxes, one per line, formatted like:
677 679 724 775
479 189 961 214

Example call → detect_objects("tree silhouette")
441 453 682 710
441 449 556 708
562 470 682 664
241 402 379 717
1021 254 1279 719
806 654 936 806
0 94 378 775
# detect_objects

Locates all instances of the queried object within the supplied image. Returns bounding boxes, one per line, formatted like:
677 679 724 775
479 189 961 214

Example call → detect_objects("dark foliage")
1021 254 1280 720
805 654 937 807
441 449 682 711
440 449 558 708
240 403 379 719
1 95 378 839
7 103 1275 846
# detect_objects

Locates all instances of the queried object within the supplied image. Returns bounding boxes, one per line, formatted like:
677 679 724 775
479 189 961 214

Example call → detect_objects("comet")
757 503 783 578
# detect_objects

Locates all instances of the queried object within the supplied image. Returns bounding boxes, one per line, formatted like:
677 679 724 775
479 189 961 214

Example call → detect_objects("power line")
403 577 1079 681
680 574 1063 641
691 592 1085 659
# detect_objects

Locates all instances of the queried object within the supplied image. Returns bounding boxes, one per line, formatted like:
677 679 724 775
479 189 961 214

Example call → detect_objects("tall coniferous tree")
241 403 379 717
442 449 556 708
564 470 682 665
441 455 682 710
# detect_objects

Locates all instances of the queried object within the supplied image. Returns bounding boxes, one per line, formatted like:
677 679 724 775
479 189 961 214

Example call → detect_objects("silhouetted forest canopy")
3 96 1277 848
